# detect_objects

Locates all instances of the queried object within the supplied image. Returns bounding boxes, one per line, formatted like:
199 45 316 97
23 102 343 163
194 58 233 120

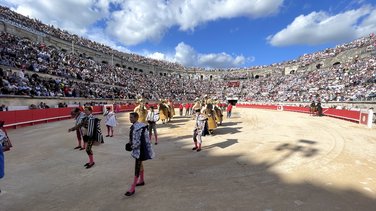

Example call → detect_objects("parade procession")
133 95 229 151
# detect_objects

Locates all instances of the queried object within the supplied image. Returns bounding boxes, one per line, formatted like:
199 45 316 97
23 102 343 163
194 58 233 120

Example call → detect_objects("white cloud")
3 0 284 47
173 42 198 66
267 6 376 46
8 0 111 36
147 52 167 61
143 42 250 68
106 0 174 46
173 42 248 68
174 0 283 30
198 53 246 69
106 0 284 45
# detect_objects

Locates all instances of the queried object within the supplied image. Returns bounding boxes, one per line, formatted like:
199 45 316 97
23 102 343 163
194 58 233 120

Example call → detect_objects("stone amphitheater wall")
1 20 374 109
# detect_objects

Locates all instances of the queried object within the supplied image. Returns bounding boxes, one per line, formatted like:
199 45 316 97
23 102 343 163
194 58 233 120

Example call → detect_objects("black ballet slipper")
85 162 95 169
124 190 135 196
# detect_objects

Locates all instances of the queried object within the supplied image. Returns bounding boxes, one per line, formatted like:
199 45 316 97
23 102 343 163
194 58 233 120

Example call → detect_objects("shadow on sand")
148 135 375 210
2 113 375 211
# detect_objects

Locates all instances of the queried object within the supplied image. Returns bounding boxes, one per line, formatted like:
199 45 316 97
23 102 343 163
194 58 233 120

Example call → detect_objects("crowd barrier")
1 102 372 129
0 105 134 129
0 107 74 128
0 103 179 129
237 103 373 128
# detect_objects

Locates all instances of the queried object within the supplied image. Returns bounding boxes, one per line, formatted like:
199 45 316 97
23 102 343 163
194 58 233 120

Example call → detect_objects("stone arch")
48 44 57 49
332 61 341 66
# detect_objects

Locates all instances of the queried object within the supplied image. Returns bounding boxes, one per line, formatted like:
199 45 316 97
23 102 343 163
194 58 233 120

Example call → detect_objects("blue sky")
1 0 376 69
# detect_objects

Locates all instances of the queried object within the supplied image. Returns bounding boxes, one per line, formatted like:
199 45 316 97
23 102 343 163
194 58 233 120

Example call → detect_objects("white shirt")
146 110 158 122
0 129 7 145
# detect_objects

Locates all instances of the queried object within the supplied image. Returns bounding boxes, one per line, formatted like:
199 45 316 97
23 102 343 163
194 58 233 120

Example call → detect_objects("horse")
158 103 169 124
214 105 223 125
309 104 317 116
167 101 175 121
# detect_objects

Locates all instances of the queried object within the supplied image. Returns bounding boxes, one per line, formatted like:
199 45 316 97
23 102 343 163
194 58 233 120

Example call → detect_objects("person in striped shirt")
68 107 96 169
71 107 86 150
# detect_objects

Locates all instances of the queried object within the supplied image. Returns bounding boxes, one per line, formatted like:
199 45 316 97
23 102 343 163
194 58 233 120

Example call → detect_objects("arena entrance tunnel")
226 97 238 105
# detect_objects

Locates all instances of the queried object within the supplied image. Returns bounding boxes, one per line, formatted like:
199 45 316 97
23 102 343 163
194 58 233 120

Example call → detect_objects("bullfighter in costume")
213 97 223 126
146 106 159 145
71 107 86 150
104 107 117 137
310 100 316 116
317 100 323 116
68 107 97 169
202 99 217 135
125 112 155 196
192 97 202 112
192 109 208 152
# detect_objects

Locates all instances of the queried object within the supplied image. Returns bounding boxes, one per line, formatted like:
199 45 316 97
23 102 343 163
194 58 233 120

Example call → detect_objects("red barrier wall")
0 107 74 128
0 103 363 129
92 106 103 114
283 106 310 113
323 108 360 122
0 111 17 125
119 104 136 112
0 103 161 129
236 103 361 123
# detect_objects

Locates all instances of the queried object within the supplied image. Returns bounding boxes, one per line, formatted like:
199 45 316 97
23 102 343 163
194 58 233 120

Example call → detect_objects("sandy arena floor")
1 107 376 211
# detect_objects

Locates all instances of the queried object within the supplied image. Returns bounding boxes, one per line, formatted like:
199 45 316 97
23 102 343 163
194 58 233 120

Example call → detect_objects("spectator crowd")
0 5 375 105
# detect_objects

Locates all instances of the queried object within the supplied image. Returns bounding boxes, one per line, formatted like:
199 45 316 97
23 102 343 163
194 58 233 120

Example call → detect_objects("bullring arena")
1 107 376 210
1 4 376 211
